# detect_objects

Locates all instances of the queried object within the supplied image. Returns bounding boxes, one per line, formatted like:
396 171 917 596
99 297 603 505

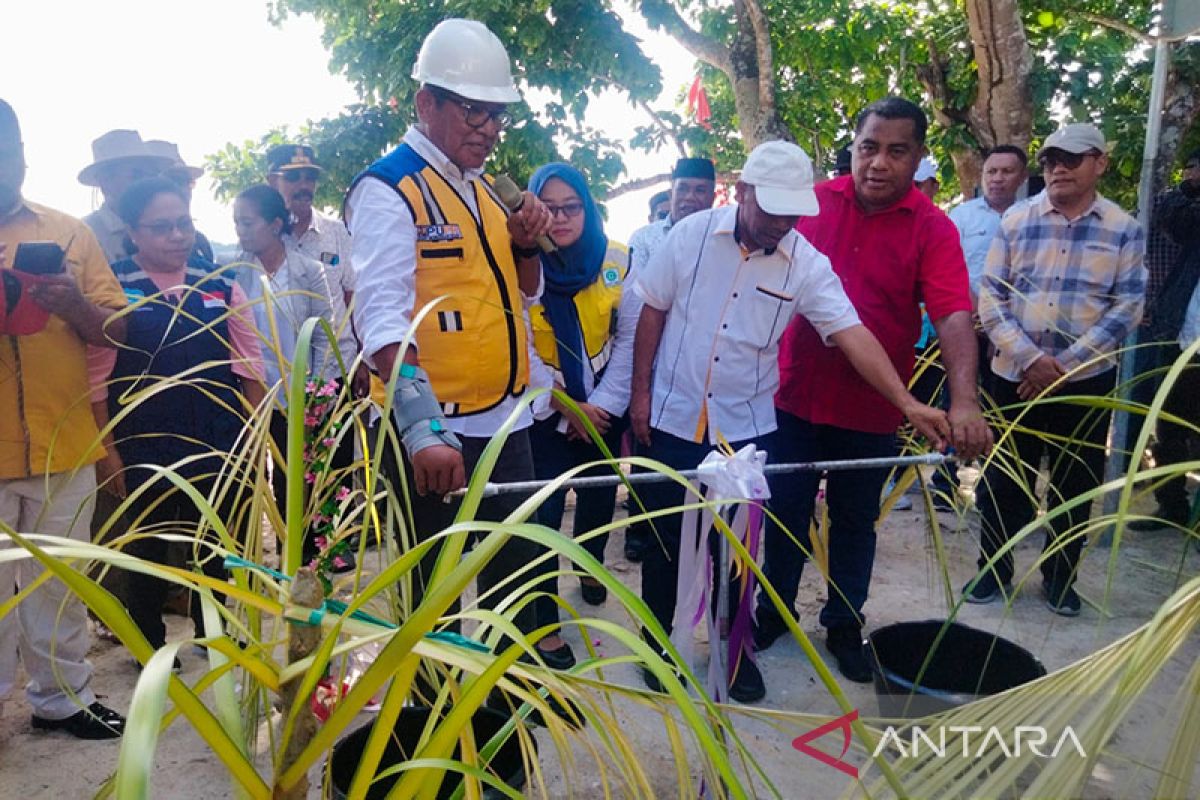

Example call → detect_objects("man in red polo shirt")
753 97 993 681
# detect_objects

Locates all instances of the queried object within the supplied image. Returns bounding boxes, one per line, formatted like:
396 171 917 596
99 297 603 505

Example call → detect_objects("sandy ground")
1 475 1198 799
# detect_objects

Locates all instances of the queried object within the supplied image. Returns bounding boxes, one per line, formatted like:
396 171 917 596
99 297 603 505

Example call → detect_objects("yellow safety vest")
356 146 529 417
529 242 629 385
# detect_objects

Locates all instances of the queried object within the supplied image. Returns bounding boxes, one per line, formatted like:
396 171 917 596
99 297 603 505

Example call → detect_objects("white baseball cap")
914 156 938 182
740 140 819 217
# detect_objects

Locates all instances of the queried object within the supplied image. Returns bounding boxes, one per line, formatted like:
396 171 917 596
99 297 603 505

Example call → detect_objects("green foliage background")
206 1 1198 211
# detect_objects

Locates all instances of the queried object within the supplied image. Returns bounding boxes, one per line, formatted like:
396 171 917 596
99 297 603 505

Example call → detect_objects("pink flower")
335 486 351 502
318 381 337 397
305 415 320 428
305 380 317 394
322 437 337 449
304 471 317 485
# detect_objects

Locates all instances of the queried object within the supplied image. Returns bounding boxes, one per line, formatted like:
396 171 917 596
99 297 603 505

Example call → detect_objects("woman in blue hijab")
525 162 641 669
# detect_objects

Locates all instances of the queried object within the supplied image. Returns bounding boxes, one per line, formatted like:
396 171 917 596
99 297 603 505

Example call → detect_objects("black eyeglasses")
545 201 585 219
431 87 511 129
653 209 670 220
1038 149 1099 171
137 216 195 237
282 168 320 183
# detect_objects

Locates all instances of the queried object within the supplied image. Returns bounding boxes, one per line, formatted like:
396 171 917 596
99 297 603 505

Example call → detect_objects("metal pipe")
448 452 950 498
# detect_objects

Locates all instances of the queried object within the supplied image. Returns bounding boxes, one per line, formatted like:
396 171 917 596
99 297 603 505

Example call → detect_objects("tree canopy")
207 1 1197 212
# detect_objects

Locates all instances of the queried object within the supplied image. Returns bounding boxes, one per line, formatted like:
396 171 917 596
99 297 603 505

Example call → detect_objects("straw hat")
77 130 173 187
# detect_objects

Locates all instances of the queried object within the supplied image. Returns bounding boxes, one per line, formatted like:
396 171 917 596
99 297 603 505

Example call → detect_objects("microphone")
492 175 559 255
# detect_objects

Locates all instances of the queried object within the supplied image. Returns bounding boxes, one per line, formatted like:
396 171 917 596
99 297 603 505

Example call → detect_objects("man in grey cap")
973 122 1146 616
79 130 173 263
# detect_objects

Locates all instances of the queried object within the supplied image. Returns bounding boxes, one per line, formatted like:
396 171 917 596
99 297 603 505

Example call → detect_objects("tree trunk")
918 0 1033 198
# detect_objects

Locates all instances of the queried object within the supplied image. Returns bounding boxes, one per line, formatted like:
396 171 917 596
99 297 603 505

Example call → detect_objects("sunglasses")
545 201 585 219
137 216 195 237
282 168 320 183
1037 149 1100 171
431 87 511 130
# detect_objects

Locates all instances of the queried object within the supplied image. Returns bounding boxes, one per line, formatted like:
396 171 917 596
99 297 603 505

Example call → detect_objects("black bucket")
868 620 1046 718
329 706 534 799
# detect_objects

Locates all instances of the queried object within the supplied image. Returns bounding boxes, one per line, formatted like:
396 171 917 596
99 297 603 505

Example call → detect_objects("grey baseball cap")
1038 123 1109 157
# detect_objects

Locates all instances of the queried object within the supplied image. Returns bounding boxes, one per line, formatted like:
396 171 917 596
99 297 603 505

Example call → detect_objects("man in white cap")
344 19 552 673
914 155 940 199
629 139 950 702
79 130 173 263
973 122 1145 616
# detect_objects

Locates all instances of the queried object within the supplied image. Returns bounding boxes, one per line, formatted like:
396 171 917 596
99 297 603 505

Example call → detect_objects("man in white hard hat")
344 19 552 672
629 140 950 702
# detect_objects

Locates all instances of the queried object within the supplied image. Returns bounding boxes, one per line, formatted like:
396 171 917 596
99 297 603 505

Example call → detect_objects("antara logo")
872 724 1087 760
792 710 1088 780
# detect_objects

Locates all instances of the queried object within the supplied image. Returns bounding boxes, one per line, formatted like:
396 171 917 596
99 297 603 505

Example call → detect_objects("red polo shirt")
776 176 970 434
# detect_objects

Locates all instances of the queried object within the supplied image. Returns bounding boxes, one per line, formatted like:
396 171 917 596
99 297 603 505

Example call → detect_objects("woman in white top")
232 184 358 570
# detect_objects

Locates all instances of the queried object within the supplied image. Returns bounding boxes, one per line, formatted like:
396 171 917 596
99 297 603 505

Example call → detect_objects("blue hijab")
528 162 608 402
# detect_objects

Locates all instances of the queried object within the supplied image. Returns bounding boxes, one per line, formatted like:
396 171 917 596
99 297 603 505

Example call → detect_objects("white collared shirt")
346 125 536 436
948 196 1005 296
636 205 860 444
286 209 355 294
627 217 671 277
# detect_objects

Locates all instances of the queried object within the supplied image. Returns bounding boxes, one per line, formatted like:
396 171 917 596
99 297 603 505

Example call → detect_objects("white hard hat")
412 19 521 104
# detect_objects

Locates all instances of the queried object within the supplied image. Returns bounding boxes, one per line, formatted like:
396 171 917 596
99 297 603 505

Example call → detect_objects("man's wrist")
513 243 540 259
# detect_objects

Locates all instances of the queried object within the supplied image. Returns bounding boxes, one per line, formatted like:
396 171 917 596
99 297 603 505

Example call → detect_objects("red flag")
686 75 712 130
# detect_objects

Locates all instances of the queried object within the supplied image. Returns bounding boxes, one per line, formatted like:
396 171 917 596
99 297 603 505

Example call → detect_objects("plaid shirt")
979 191 1146 382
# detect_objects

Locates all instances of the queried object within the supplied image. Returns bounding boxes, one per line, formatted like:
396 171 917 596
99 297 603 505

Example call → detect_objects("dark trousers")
1149 350 1200 512
1124 330 1175 462
975 369 1116 588
528 415 625 628
270 407 355 565
124 486 233 648
373 423 538 638
756 411 896 631
639 428 772 638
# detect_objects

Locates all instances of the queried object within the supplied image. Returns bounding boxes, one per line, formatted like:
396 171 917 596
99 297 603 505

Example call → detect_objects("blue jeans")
529 415 626 628
639 428 774 636
756 411 896 631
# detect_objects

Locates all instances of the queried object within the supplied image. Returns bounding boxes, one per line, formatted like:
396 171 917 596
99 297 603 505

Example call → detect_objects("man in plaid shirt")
972 123 1146 616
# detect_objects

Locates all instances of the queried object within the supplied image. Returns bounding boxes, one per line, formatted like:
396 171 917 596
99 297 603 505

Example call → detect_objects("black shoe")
1042 580 1081 617
825 626 872 683
751 613 791 652
727 657 766 703
580 579 607 606
1128 505 1190 531
32 702 125 740
962 574 1012 605
536 641 577 671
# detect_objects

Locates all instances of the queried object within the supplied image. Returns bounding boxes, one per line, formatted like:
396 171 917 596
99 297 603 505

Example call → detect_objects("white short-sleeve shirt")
636 205 860 444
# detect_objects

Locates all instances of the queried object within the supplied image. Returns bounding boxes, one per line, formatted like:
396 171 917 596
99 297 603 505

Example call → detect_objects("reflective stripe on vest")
395 169 529 416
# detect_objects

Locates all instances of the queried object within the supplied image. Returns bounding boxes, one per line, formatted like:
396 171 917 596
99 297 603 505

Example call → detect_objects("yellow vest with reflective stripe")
392 168 529 417
530 242 629 385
